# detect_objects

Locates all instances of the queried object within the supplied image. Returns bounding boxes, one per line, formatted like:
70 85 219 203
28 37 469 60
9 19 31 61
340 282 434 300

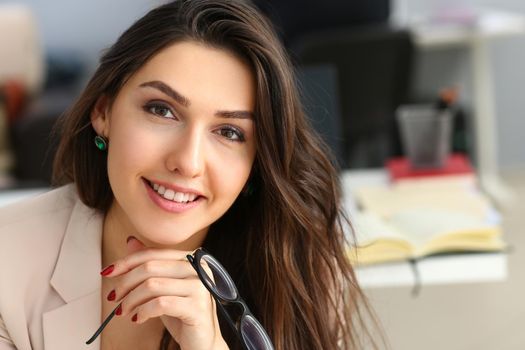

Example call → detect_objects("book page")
355 181 493 221
351 211 406 243
388 208 501 255
348 211 414 265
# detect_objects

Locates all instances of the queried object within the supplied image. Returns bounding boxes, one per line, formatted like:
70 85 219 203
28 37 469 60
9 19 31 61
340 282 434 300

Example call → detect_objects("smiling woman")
0 1 380 350
90 40 257 252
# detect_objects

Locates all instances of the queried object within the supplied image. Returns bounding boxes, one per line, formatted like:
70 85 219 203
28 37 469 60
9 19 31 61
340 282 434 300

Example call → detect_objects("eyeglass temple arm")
85 302 121 344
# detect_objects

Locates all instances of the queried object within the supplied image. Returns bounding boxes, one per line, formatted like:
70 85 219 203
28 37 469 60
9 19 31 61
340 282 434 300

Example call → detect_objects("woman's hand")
101 237 229 350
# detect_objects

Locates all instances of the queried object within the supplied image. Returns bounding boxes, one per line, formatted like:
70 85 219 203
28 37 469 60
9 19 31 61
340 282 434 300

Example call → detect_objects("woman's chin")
134 227 207 250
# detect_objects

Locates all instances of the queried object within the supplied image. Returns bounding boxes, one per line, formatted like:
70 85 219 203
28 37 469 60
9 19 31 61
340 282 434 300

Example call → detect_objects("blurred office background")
1 0 525 349
2 0 525 183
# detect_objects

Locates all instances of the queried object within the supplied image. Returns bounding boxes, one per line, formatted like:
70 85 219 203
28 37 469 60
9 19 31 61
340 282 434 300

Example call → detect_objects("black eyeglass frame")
186 248 274 350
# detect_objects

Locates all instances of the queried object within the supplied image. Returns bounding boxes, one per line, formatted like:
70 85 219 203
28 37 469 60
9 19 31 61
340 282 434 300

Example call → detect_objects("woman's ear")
91 95 111 137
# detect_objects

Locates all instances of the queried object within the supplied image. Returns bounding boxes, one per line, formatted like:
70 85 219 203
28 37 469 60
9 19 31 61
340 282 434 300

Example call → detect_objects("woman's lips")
146 178 204 199
143 178 203 213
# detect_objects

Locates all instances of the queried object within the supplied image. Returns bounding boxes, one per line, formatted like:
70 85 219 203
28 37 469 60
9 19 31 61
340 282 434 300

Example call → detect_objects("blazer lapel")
43 197 104 349
42 290 100 349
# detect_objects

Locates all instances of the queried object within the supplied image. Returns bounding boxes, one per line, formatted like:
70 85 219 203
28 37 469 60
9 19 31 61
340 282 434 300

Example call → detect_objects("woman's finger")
108 259 197 302
101 248 193 277
117 277 205 318
131 294 213 326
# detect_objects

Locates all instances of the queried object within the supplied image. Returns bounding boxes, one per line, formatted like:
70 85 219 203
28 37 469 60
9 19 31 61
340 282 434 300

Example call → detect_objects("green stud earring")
94 135 108 151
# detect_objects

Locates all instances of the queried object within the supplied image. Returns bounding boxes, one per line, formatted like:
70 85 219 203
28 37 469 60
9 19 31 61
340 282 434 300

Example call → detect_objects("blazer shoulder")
0 184 77 228
0 184 80 251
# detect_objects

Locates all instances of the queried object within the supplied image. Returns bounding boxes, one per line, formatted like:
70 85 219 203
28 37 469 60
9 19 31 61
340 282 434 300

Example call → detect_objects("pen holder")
396 104 453 169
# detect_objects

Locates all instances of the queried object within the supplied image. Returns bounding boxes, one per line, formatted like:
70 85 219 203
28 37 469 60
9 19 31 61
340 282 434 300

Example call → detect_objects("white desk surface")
340 169 508 289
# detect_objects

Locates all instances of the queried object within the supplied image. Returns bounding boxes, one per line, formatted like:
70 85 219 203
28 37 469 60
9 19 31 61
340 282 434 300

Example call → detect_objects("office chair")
291 25 414 169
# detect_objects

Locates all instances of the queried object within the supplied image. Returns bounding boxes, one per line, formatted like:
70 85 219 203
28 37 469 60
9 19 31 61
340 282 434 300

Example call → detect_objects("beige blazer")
0 184 104 350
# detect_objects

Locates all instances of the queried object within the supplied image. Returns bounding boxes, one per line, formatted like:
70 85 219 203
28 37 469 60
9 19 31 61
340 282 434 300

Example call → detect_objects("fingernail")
131 314 138 322
107 290 116 301
115 304 122 316
100 264 115 276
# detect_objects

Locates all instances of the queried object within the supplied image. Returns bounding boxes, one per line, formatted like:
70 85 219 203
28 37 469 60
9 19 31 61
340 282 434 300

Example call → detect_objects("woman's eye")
143 102 176 119
218 126 245 142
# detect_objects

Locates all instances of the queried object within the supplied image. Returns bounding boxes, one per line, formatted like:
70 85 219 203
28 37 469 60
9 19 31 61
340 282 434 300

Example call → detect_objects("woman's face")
92 41 257 249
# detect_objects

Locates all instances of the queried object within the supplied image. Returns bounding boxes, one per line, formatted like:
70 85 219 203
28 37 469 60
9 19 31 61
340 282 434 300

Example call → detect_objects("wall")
8 0 160 70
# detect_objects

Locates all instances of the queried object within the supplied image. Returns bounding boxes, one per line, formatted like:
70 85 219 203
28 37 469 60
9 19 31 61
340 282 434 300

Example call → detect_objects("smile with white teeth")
150 182 198 203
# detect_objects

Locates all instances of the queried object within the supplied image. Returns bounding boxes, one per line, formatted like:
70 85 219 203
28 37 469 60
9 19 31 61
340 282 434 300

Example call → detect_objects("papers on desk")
347 174 505 266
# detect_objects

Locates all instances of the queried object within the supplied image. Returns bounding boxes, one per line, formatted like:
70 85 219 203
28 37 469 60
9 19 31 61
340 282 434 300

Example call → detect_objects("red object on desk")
386 153 474 181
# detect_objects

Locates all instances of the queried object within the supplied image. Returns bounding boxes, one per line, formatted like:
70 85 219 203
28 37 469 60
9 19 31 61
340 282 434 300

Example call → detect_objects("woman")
0 1 377 349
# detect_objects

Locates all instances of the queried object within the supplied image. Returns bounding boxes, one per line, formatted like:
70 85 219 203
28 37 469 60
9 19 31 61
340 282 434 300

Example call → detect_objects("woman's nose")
165 127 205 178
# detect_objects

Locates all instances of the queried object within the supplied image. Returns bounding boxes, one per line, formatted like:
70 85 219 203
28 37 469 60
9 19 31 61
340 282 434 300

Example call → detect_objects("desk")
406 10 525 206
341 169 507 289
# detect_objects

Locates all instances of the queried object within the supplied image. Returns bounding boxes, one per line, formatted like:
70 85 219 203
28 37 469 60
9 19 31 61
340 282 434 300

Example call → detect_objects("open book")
347 176 505 265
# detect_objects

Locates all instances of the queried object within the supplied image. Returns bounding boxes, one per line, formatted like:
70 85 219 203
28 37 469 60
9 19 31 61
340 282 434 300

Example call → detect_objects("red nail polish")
131 314 138 322
115 304 122 316
107 290 116 301
100 265 114 276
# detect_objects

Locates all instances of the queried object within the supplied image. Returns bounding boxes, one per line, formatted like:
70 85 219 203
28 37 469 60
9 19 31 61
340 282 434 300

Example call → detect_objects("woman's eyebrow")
139 80 254 120
216 110 253 120
139 80 190 107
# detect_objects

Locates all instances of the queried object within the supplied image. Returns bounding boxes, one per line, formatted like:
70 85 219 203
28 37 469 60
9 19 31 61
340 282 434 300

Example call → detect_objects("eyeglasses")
187 248 274 350
85 248 274 349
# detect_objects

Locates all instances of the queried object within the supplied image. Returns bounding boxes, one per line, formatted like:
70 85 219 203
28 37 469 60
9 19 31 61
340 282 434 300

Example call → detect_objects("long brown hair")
53 1 379 349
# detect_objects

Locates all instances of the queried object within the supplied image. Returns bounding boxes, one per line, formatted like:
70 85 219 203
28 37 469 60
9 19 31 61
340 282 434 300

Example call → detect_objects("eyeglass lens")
198 252 274 350
201 254 238 300
241 315 275 350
